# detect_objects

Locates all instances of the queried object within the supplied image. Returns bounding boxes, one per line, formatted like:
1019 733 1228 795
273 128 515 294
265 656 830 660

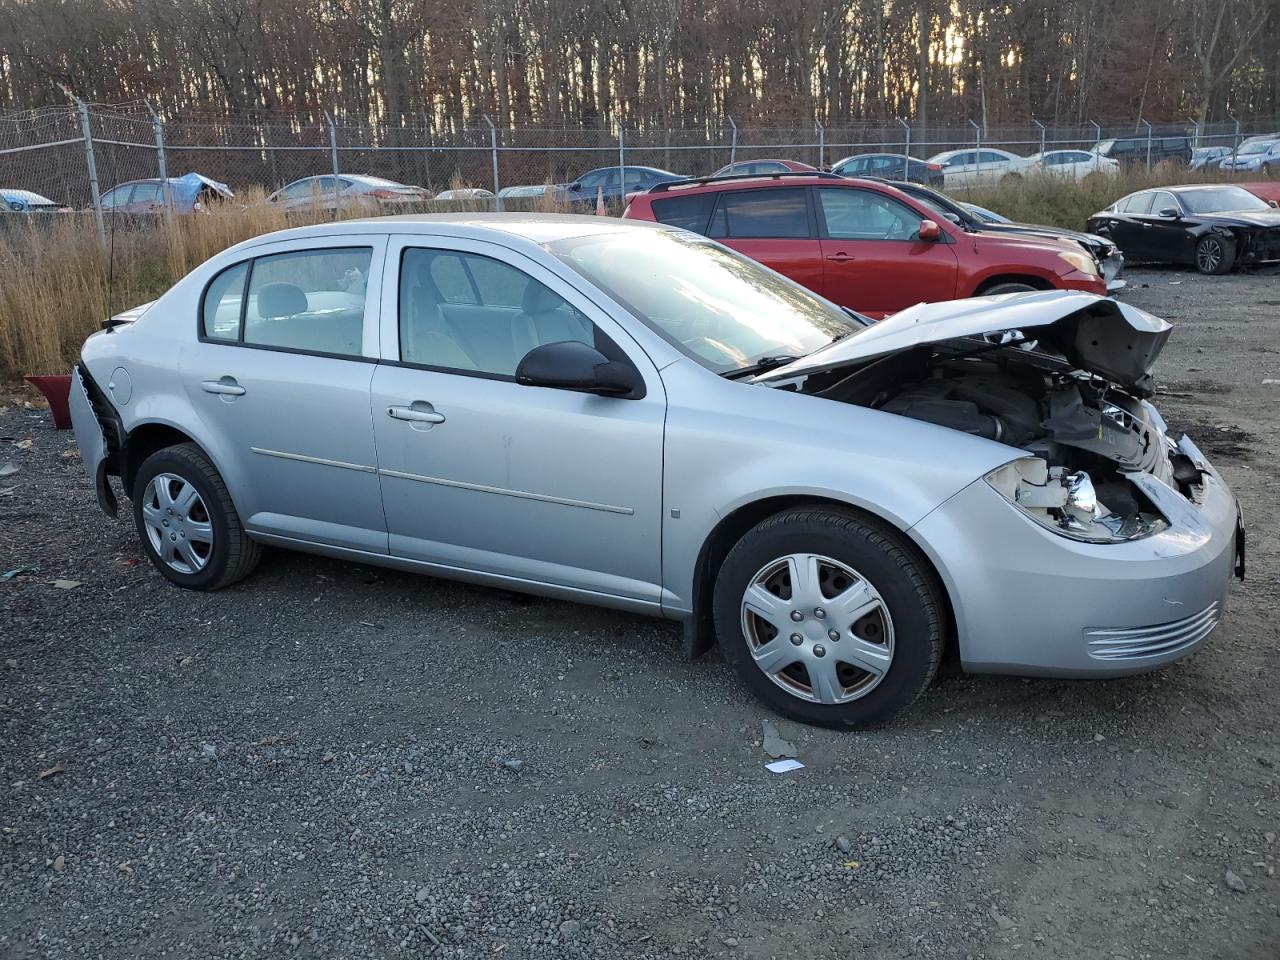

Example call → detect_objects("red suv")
622 172 1106 318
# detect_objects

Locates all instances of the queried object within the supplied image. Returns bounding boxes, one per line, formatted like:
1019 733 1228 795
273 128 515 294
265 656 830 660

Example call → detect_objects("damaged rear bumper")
910 436 1240 678
68 364 120 517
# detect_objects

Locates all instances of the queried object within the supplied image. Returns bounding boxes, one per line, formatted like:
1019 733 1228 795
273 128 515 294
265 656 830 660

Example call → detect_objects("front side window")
977 151 1009 164
1150 192 1179 215
399 248 594 376
707 188 809 239
818 188 924 241
577 169 611 190
101 186 129 209
551 229 857 374
131 182 162 204
241 247 371 356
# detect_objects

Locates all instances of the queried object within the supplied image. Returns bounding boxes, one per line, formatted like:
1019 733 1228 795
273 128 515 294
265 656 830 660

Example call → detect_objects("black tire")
1195 234 1236 275
131 443 261 590
713 508 945 728
981 281 1039 295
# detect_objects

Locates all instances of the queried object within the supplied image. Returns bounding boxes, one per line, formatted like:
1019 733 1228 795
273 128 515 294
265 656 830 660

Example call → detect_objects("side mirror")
516 341 641 397
1158 207 1180 218
918 219 942 241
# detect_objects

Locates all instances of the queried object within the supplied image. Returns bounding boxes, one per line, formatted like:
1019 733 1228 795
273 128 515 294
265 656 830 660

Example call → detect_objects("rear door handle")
201 377 245 396
825 253 855 263
387 403 445 424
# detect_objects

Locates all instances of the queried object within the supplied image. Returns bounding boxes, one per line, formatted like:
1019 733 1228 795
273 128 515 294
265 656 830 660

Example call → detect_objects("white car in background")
1023 150 1119 181
268 175 430 210
927 148 1028 187
434 188 497 201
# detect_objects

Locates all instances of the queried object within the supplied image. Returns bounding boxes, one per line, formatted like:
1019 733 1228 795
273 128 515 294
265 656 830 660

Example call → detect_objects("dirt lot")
2 266 1278 959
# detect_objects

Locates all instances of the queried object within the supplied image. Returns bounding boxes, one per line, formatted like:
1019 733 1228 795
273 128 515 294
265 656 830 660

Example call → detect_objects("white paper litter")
765 758 804 774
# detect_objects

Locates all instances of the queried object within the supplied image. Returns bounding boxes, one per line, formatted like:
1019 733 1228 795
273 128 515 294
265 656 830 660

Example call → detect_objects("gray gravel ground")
2 265 1278 959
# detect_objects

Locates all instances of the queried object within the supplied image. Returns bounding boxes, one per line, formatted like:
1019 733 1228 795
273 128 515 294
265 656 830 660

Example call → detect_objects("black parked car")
1086 184 1280 275
1092 136 1191 167
861 178 1125 292
832 153 945 187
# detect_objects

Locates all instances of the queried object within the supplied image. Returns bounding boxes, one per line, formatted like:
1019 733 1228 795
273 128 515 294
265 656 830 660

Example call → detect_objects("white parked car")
927 148 1028 187
434 188 497 201
267 175 430 210
1023 150 1119 181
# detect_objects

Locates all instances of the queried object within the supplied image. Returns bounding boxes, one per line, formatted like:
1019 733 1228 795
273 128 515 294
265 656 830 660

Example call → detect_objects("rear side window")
237 247 372 357
201 262 249 341
651 193 717 233
708 188 809 239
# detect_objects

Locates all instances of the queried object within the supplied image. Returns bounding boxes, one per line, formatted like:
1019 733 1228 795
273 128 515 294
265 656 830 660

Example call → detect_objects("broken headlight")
985 457 1167 543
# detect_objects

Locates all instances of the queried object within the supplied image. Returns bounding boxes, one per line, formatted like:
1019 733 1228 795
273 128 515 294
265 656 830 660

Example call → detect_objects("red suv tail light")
926 163 943 171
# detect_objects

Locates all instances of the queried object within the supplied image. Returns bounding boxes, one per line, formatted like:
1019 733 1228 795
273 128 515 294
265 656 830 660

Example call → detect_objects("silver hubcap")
1197 240 1221 272
142 473 214 574
740 553 894 705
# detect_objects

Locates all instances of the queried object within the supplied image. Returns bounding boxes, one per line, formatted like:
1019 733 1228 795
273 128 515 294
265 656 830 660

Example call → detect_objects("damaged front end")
761 292 1225 554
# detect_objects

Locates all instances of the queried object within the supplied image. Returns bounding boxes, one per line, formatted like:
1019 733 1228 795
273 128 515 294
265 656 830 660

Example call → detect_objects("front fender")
657 361 1019 615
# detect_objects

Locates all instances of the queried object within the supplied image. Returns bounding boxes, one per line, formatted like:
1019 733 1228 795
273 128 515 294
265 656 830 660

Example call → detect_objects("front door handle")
825 253 855 263
201 377 245 396
387 403 445 424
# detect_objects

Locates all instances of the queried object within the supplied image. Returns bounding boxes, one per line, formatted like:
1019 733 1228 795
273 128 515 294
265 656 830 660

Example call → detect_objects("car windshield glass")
911 193 965 223
1238 141 1275 155
1179 187 1270 213
549 229 859 374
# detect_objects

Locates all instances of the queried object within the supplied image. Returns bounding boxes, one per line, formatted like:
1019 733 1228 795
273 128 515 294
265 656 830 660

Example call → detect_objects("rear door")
705 187 823 293
815 186 959 317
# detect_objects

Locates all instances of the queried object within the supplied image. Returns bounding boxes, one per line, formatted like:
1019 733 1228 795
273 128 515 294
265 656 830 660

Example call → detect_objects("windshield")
1180 186 1270 214
549 229 860 373
1238 140 1276 155
909 191 966 224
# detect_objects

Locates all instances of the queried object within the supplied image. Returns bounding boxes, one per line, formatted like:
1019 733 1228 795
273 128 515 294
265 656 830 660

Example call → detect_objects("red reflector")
927 164 943 170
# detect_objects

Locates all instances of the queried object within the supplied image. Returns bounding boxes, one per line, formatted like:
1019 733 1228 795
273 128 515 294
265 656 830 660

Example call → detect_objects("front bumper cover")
911 435 1239 678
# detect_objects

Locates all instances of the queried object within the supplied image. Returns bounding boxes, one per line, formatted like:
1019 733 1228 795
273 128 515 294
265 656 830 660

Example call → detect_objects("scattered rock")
835 835 852 854
51 855 65 872
501 758 524 772
990 907 1016 931
558 919 580 939
199 742 218 760
1225 869 1247 893
761 720 796 759
415 887 430 904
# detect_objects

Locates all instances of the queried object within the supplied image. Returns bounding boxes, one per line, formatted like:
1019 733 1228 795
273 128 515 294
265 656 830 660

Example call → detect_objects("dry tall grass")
0 168 1265 380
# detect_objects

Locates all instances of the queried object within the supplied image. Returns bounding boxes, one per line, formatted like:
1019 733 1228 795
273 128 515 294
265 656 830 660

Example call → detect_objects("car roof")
640 171 872 196
229 212 667 252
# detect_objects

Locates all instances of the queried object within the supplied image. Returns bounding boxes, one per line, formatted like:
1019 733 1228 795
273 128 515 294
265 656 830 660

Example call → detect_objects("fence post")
969 119 981 182
727 115 737 165
323 111 341 210
1090 120 1101 151
1188 118 1200 150
897 118 911 179
1032 118 1045 157
483 115 502 211
145 100 173 216
816 120 824 170
618 125 625 194
74 99 106 248
1141 118 1153 169
1229 114 1240 165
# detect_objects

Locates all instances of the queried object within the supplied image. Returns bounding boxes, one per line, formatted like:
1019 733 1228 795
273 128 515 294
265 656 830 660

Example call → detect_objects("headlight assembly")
985 457 1167 543
1056 249 1100 277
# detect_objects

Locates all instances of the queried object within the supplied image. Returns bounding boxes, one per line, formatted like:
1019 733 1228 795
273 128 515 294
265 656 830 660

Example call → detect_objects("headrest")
522 281 563 315
257 282 308 319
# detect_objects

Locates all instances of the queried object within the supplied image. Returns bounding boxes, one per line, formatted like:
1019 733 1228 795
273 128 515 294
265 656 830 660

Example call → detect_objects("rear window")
708 188 809 239
650 193 717 233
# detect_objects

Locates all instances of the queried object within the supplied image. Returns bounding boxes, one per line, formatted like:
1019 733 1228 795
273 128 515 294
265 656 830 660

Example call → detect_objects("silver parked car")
267 175 430 209
70 215 1244 727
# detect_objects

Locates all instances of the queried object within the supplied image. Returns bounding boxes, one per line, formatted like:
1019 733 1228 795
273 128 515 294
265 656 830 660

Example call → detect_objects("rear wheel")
713 508 945 728
132 443 261 590
1195 234 1236 275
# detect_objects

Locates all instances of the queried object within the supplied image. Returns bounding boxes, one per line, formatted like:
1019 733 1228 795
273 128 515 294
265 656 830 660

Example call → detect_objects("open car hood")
759 290 1171 391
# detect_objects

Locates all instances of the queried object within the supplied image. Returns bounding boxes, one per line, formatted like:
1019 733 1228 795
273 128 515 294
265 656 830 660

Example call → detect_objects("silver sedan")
70 214 1244 726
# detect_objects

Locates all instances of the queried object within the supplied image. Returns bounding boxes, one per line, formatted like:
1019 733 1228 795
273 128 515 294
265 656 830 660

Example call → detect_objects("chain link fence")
4 101 1279 245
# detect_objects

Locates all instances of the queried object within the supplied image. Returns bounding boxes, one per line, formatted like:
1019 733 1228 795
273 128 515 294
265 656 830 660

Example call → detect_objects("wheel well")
121 423 198 493
973 274 1053 295
688 496 956 657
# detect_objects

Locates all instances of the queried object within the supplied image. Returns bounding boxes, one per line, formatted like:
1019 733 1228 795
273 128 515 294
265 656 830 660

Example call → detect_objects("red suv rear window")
650 193 716 232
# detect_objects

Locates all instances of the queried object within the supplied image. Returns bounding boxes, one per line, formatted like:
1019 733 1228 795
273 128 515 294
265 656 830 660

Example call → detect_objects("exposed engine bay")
801 340 1206 542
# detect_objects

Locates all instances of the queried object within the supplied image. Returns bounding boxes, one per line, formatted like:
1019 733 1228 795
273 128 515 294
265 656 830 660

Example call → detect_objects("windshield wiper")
721 355 801 380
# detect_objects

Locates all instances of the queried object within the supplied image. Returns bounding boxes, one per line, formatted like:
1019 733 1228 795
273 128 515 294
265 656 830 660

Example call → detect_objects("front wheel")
713 509 945 728
981 281 1039 295
1195 234 1236 275
132 443 262 590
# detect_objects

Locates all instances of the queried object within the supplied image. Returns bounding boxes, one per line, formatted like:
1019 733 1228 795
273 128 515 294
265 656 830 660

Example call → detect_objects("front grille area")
1084 601 1220 662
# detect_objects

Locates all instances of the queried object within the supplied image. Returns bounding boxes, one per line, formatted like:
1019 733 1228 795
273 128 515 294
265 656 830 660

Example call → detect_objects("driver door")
815 187 959 317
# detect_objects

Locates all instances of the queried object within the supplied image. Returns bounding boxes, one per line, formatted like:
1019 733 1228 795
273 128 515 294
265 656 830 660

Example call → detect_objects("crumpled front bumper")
910 435 1240 678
